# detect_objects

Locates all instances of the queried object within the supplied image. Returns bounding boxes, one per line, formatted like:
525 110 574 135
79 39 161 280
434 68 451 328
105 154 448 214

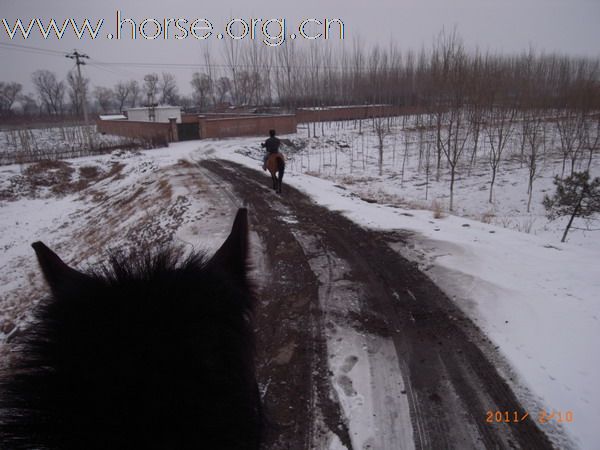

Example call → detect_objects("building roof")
125 106 181 111
99 114 127 120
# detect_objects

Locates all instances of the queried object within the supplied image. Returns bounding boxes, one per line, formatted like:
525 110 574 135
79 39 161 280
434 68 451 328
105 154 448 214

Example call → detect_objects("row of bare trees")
1 71 185 117
290 107 598 221
373 107 599 213
1 31 598 119
369 32 600 212
181 32 599 112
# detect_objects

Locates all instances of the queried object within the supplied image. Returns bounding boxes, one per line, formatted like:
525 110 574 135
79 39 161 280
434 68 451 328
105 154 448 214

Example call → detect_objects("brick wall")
96 119 176 143
181 114 201 124
98 106 423 142
198 114 297 139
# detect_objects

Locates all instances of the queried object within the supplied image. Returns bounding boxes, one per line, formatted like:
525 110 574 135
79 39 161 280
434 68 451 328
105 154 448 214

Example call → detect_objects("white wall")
126 107 181 123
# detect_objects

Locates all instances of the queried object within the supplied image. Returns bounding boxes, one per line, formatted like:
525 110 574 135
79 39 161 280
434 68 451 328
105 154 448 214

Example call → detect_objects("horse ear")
32 241 87 292
207 208 249 281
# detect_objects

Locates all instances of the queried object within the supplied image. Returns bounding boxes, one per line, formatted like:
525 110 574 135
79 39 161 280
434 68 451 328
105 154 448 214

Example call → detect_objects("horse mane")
0 210 263 450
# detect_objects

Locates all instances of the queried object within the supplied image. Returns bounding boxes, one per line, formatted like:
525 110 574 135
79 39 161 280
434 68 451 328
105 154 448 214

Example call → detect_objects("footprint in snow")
341 355 359 373
336 374 357 397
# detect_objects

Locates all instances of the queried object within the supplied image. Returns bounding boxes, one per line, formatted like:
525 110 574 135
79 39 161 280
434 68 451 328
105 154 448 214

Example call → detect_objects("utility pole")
66 50 89 124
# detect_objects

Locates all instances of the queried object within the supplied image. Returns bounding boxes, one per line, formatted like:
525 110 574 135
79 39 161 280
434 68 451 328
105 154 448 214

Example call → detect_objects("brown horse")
266 153 285 194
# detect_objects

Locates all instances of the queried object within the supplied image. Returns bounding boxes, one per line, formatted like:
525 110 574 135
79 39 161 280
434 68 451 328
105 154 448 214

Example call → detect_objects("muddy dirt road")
200 159 553 450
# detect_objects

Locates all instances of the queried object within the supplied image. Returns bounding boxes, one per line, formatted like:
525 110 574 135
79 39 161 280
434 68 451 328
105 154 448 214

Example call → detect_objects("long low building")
97 107 298 143
97 104 416 143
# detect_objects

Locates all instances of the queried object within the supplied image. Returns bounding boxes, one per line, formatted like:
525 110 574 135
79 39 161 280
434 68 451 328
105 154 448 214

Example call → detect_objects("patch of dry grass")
6 160 126 199
480 210 496 224
118 186 146 207
106 162 126 180
24 160 74 188
79 165 101 179
157 178 173 201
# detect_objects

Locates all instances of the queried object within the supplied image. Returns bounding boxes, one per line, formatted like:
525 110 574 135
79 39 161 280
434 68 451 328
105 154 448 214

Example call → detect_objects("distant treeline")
1 30 599 120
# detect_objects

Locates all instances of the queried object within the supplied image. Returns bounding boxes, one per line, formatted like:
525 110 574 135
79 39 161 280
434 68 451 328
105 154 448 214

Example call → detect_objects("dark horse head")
0 209 262 450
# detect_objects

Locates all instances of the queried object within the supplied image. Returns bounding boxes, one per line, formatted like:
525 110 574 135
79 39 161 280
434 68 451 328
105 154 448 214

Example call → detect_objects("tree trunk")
489 167 497 203
449 166 456 211
561 198 582 243
527 177 533 213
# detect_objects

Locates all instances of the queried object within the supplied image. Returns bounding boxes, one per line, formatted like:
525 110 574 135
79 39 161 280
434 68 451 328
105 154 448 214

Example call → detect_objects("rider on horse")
262 129 281 170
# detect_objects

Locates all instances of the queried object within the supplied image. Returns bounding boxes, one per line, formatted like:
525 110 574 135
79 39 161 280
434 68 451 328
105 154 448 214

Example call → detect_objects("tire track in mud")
199 159 553 450
198 159 352 449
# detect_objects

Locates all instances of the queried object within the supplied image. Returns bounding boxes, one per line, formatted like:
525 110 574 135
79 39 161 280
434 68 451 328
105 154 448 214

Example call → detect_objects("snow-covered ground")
1 119 598 448
204 123 599 449
0 147 236 337
0 125 139 164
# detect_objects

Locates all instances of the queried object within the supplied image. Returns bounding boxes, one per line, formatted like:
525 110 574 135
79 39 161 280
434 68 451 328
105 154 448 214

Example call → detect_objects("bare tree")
203 47 217 107
0 82 22 116
93 86 114 113
431 30 471 211
114 81 131 112
32 70 65 115
423 116 435 200
65 71 89 116
222 38 241 105
215 77 232 105
485 105 517 203
467 101 484 174
190 72 212 109
430 30 466 184
159 72 179 105
235 71 252 106
128 80 140 108
19 93 39 116
374 116 389 176
556 111 585 176
241 41 270 105
483 56 518 204
524 112 544 212
583 113 600 170
143 73 159 105
275 40 298 108
178 95 194 110
440 108 471 211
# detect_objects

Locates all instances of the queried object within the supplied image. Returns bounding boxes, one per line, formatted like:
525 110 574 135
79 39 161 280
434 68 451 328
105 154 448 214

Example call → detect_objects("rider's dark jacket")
264 136 281 154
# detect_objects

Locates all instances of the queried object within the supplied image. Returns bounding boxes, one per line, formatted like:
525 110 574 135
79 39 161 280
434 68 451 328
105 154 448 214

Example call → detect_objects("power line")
0 41 361 72
0 42 69 57
90 60 364 72
94 61 213 69
87 62 140 80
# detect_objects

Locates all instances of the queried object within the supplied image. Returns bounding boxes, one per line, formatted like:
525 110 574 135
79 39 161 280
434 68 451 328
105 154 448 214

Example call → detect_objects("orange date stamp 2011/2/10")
486 410 574 424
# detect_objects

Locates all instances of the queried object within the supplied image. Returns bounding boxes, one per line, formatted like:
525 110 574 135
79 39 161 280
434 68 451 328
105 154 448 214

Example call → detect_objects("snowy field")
282 119 600 251
211 121 600 449
0 118 599 448
0 125 141 164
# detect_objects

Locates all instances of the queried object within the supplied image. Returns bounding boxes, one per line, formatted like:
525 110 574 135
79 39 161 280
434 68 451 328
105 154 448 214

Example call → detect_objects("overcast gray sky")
1 0 599 95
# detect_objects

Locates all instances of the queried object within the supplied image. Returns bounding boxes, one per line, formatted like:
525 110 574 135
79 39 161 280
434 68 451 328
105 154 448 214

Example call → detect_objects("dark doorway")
177 123 200 141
